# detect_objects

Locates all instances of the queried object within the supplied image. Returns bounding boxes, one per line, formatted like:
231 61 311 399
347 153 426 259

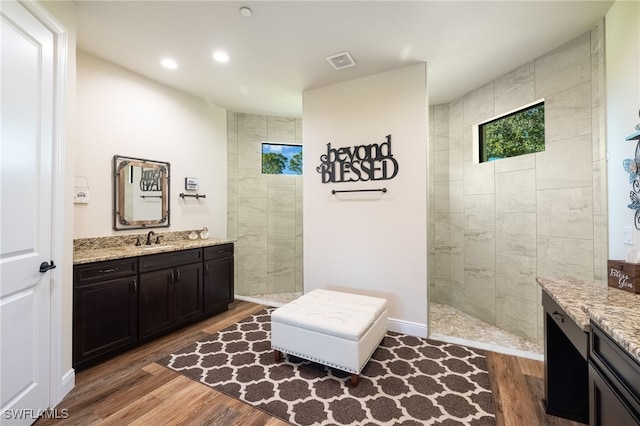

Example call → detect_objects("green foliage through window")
480 102 545 162
261 143 303 175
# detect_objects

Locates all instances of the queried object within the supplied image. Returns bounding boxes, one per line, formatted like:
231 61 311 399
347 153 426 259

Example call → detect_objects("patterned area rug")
158 309 496 425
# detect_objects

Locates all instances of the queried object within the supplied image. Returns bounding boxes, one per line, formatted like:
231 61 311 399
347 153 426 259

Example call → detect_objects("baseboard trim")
60 368 75 401
387 317 428 338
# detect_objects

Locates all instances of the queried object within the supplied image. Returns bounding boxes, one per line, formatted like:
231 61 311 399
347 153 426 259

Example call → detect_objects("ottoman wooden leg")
274 350 282 362
350 374 359 387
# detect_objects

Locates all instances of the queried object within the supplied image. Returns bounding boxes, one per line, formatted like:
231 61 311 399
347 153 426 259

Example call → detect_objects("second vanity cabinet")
73 243 234 370
138 249 203 339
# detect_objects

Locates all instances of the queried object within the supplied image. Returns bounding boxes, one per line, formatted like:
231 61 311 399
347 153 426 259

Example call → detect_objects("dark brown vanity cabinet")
203 243 234 316
138 249 203 339
73 258 138 370
542 291 589 424
589 322 640 425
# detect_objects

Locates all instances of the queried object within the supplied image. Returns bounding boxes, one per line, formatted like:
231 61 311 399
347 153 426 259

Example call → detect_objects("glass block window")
479 101 545 162
261 143 303 175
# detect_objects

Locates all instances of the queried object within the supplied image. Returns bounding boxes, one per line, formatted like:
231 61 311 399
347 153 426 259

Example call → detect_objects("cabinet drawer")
74 258 138 285
542 291 588 359
139 248 202 272
590 321 640 415
204 243 233 260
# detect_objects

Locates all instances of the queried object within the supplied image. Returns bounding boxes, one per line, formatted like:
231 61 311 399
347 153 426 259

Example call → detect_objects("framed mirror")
113 155 170 230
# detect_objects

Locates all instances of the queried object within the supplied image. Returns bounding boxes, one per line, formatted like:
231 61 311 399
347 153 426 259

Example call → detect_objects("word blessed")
316 135 399 183
610 268 633 289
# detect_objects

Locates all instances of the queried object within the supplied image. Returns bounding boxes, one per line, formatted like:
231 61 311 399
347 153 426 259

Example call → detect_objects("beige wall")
227 113 303 296
303 64 428 335
75 51 228 239
429 25 607 345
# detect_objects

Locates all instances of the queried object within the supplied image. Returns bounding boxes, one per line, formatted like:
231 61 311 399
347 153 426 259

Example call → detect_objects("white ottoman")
271 289 388 386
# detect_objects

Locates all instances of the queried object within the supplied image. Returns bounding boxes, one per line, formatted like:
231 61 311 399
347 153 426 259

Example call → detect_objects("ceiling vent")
326 51 357 70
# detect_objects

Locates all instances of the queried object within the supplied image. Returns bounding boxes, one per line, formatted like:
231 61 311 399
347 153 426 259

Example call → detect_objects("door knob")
39 260 56 273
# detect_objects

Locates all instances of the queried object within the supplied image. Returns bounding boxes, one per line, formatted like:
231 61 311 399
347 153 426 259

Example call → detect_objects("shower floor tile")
237 293 543 359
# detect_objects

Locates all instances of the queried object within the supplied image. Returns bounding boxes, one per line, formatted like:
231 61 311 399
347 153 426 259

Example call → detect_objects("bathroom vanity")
539 277 640 425
73 235 234 370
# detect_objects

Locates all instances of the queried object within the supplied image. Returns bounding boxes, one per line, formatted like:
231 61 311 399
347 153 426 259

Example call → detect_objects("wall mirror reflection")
113 155 170 230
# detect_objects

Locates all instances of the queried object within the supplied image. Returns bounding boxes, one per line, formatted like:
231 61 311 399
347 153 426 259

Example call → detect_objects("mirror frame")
113 155 170 230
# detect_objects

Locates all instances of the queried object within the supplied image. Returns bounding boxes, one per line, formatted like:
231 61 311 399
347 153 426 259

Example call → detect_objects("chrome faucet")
145 230 156 245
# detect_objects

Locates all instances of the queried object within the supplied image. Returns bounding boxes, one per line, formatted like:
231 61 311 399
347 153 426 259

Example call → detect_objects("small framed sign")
185 177 198 190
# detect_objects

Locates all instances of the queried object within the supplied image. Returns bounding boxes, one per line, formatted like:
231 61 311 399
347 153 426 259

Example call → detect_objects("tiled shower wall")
227 112 303 296
428 23 607 345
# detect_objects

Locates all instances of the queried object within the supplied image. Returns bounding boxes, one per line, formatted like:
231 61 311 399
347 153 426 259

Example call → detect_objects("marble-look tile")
267 240 296 293
496 251 537 302
537 235 594 282
464 230 495 269
493 153 535 174
434 246 451 279
449 180 463 214
238 113 268 141
463 82 495 127
267 185 295 212
463 125 473 162
431 276 452 305
494 61 534 99
449 147 463 181
495 83 536 118
434 181 450 214
295 118 303 144
535 134 593 190
535 31 591 98
592 158 607 216
449 97 464 117
464 194 495 231
464 161 494 195
236 234 267 257
434 149 449 182
237 252 267 294
495 212 537 258
495 293 539 342
537 187 593 239
463 297 496 326
495 169 536 213
544 82 592 143
237 197 267 235
435 212 451 247
434 123 449 151
238 174 267 198
227 210 238 240
449 113 463 149
592 106 606 162
267 116 296 143
237 140 262 171
267 173 297 186
267 211 295 240
449 213 464 251
227 113 238 154
433 103 449 121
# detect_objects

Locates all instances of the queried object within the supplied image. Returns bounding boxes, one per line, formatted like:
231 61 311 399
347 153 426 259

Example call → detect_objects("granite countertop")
538 276 640 363
74 231 234 265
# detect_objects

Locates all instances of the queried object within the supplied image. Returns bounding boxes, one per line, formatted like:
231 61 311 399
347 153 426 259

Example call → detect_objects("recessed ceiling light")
212 50 230 63
240 7 252 17
160 57 178 70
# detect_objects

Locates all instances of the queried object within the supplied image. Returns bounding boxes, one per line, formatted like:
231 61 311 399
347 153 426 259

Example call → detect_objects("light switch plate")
74 187 90 204
624 226 633 245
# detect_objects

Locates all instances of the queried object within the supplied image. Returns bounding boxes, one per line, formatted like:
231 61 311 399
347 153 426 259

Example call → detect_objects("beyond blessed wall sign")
316 135 399 183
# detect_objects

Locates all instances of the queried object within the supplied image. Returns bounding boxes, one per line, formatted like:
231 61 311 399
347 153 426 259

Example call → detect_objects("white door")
1 1 55 424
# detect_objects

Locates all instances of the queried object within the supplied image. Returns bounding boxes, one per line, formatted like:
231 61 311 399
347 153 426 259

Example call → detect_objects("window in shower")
261 143 303 175
478 100 545 163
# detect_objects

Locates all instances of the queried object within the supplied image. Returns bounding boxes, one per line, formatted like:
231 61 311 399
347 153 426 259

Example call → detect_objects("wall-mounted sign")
316 134 399 183
185 177 198 190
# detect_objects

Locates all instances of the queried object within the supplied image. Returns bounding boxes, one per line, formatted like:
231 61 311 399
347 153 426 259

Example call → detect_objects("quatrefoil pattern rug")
159 309 496 426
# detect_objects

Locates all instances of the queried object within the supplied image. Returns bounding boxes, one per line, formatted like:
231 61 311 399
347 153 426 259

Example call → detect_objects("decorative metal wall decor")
316 135 399 183
624 109 640 229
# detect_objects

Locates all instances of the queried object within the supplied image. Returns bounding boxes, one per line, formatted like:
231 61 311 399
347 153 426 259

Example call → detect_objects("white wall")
607 0 640 260
75 51 228 238
303 64 428 336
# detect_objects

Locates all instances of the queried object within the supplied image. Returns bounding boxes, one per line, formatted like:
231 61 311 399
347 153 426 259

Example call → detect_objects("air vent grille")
326 51 356 70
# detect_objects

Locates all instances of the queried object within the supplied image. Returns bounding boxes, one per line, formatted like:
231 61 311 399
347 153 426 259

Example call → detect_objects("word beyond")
316 135 399 183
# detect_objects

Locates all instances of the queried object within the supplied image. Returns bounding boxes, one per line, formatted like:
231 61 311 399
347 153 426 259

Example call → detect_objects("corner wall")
227 113 303 297
429 25 607 345
303 64 428 335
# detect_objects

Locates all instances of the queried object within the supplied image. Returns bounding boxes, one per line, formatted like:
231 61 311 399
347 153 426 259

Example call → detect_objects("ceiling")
74 1 614 118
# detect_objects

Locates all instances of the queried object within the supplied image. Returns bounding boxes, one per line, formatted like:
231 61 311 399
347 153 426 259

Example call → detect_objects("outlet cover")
624 226 633 245
74 187 90 204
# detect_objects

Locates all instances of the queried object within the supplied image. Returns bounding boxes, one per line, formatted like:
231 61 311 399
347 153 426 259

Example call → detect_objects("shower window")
261 143 303 175
478 101 545 163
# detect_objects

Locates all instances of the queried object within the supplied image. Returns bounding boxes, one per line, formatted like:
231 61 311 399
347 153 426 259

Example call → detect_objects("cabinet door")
139 268 174 339
203 255 234 316
73 276 137 369
174 262 203 326
589 362 640 425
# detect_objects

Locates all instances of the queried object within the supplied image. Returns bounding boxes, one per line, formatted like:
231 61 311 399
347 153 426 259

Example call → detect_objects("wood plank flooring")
37 301 584 426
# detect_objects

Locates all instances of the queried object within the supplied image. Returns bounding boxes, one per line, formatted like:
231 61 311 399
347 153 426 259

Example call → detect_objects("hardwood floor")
37 301 584 426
